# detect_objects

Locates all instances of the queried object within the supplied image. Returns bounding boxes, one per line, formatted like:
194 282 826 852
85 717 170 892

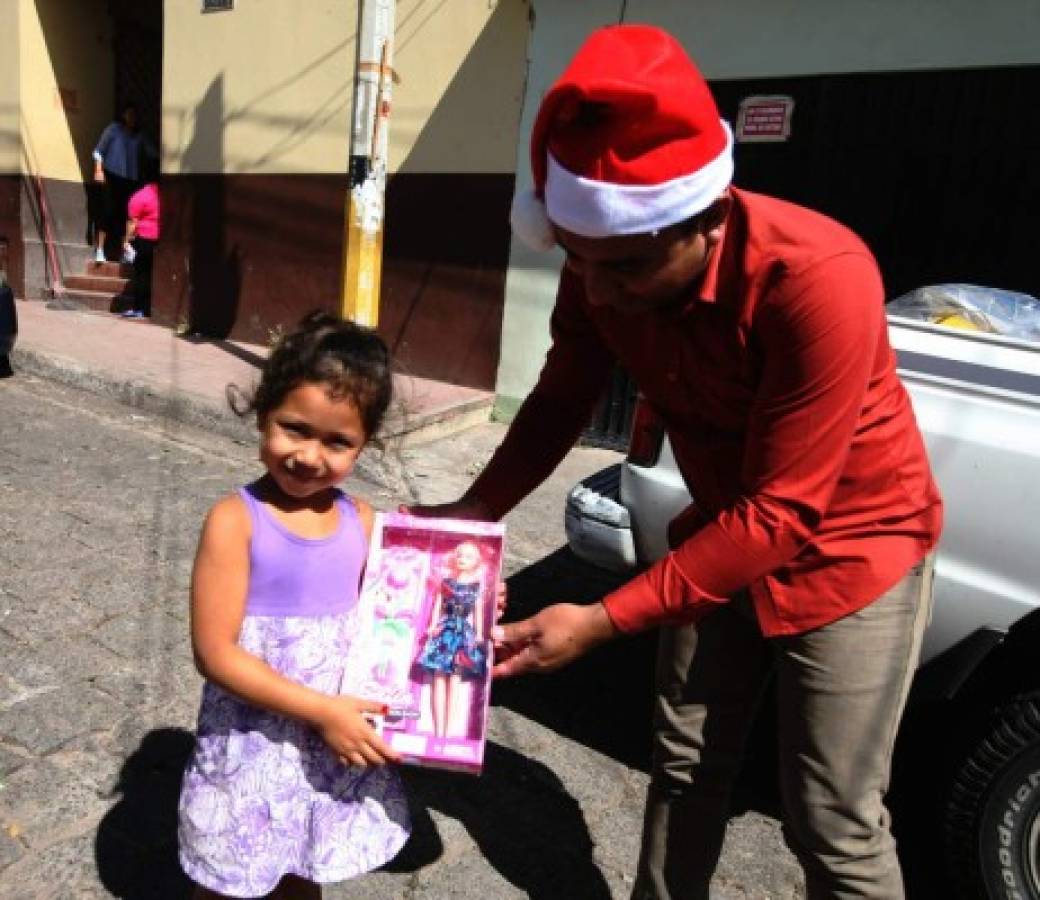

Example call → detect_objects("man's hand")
492 602 619 677
494 580 507 622
399 495 492 521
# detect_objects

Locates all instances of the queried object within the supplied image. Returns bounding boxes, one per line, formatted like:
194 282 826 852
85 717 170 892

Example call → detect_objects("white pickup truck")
565 312 1040 899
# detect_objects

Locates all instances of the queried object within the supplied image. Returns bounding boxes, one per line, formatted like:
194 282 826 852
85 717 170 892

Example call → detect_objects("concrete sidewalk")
7 300 494 445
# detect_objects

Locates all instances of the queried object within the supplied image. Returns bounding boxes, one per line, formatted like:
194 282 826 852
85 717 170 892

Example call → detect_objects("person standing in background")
92 102 155 263
121 159 160 319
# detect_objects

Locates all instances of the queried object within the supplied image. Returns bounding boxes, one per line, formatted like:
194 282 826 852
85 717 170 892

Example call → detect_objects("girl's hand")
315 696 400 767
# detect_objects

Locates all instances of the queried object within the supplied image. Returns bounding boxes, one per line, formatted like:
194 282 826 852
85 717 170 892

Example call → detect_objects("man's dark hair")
674 198 729 237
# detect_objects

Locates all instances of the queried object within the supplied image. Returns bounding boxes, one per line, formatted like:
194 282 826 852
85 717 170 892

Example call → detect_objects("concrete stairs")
55 261 132 313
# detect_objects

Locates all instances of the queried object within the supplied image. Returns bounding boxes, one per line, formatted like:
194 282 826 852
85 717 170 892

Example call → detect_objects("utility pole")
340 0 395 327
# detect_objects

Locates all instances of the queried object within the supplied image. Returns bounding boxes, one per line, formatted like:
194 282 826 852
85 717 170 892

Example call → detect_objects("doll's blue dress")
417 578 487 677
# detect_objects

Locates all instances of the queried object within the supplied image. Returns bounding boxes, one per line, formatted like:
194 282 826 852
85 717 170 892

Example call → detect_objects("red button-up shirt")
471 188 943 636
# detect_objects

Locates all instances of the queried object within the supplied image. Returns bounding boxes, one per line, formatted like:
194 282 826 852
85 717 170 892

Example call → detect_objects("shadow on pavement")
96 728 611 897
493 547 657 772
95 727 195 899
389 741 612 898
178 333 266 369
493 546 783 813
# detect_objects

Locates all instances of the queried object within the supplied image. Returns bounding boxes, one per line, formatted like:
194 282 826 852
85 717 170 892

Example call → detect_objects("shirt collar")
688 193 741 310
673 219 726 317
695 228 724 305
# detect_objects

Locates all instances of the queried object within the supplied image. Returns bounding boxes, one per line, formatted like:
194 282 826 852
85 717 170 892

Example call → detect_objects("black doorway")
711 65 1040 300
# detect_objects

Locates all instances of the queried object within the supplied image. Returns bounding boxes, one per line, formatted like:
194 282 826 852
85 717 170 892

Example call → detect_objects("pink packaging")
340 512 505 774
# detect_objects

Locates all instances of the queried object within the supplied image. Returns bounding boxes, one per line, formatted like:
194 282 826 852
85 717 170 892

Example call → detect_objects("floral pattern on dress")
178 612 410 898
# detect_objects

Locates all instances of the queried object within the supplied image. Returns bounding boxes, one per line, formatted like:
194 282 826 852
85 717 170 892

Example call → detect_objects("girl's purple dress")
178 485 409 897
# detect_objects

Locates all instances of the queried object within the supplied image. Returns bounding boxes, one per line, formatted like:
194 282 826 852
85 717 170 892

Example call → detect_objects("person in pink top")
121 159 160 319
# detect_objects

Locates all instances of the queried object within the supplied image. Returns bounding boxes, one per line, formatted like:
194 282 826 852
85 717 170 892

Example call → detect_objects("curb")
10 343 257 443
8 344 493 447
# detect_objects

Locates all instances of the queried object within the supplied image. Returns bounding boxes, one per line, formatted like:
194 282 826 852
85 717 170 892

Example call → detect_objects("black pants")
102 172 137 242
130 238 155 316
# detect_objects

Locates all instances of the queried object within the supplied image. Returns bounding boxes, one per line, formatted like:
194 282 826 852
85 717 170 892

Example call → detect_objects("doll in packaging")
416 539 489 740
342 514 504 773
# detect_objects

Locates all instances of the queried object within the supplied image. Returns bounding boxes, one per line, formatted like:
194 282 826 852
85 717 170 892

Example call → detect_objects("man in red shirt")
416 25 942 898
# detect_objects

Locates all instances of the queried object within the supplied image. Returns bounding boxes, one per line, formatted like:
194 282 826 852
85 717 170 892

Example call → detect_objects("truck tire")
946 693 1040 899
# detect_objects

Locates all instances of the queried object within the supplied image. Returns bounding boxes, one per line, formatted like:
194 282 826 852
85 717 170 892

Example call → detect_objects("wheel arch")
954 606 1040 712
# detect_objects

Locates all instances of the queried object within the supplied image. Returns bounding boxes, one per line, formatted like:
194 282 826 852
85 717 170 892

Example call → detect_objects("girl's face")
259 381 367 500
454 542 482 574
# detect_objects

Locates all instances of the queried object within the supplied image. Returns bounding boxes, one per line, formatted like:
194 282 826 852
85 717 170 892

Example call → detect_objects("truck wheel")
946 693 1040 899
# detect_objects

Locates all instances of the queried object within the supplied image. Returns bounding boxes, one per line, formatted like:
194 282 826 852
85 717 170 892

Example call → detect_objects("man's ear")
703 193 732 237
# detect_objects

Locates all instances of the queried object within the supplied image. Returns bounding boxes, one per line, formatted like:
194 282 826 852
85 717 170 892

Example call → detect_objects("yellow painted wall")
0 0 18 173
391 0 530 174
162 0 530 177
163 0 358 175
19 0 113 181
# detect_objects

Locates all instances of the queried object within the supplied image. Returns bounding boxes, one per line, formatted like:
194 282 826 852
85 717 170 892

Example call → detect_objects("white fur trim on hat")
545 121 734 238
510 188 557 252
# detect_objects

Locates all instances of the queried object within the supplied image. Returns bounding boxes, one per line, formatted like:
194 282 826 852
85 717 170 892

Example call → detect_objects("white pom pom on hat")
510 24 734 252
510 187 556 252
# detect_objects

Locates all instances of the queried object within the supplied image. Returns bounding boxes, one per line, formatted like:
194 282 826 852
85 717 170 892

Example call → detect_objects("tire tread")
945 692 1040 899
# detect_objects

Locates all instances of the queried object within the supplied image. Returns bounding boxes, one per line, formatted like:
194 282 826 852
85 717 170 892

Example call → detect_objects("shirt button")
667 370 678 382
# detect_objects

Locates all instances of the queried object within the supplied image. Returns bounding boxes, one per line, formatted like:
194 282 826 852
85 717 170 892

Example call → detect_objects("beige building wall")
0 0 19 174
19 0 113 182
495 0 624 415
391 0 530 174
163 0 358 176
162 0 530 177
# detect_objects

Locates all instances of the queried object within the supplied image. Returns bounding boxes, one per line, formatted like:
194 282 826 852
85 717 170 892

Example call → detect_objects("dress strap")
337 492 368 555
237 484 262 530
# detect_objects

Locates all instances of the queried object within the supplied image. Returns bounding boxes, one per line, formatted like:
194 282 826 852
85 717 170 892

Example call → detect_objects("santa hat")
511 25 733 251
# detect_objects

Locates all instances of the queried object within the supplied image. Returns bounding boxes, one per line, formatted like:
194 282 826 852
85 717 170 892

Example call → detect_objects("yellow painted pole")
340 2 395 327
341 186 383 326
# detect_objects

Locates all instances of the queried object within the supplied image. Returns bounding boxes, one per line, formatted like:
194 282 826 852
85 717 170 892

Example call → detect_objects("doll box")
340 513 505 774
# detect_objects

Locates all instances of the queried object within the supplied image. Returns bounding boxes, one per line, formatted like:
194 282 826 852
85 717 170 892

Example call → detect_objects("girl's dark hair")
230 311 393 439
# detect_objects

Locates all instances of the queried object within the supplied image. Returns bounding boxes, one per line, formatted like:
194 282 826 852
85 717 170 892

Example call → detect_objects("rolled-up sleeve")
93 123 115 163
603 253 885 632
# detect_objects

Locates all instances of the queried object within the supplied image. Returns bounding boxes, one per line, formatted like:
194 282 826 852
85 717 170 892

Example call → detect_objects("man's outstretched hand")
492 602 619 678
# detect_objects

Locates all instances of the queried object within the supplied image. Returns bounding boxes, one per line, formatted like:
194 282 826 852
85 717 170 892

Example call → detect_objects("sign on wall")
201 0 233 11
735 95 795 142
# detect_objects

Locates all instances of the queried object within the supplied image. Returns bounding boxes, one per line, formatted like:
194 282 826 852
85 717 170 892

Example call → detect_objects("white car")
565 311 1040 899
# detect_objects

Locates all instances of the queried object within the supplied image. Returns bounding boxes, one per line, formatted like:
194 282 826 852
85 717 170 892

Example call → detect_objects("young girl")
416 540 489 740
178 312 409 899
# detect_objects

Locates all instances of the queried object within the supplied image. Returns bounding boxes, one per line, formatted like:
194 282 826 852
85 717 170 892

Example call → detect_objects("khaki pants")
632 558 935 900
